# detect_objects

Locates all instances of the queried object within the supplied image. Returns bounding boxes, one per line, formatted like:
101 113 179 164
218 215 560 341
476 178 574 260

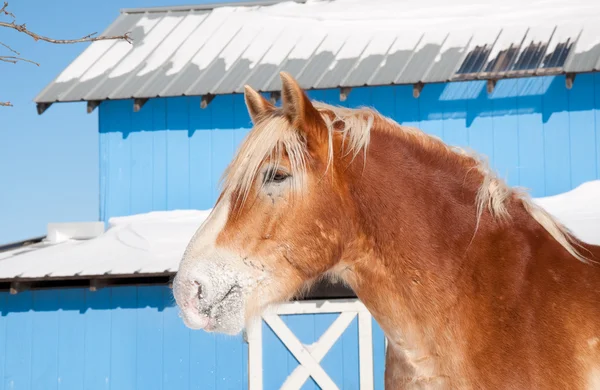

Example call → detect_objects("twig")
0 55 39 65
0 41 19 55
0 21 132 44
0 2 15 20
0 101 13 107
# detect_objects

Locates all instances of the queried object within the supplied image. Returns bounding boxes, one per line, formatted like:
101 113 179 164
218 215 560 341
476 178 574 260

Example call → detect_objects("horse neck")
336 120 551 373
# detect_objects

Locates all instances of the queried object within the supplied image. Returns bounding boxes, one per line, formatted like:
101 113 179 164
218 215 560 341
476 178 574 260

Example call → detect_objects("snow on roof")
1 181 599 281
532 180 600 247
0 210 212 281
34 0 600 105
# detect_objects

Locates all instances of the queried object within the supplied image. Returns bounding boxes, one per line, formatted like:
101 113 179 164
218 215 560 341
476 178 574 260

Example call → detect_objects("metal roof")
34 0 600 105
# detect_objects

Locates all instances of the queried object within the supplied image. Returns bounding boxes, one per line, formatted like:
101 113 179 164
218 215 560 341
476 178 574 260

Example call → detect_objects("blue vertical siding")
99 74 600 221
32 72 591 390
0 286 248 390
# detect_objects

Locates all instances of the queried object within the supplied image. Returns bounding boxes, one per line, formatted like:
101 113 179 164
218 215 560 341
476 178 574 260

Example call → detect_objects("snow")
52 0 600 87
136 13 208 77
358 32 396 60
108 15 183 79
0 210 213 279
214 23 264 72
545 23 584 60
1 181 599 281
282 30 326 62
189 7 258 71
533 180 600 246
165 7 237 77
55 40 116 83
385 31 423 55
237 22 287 70
571 22 600 54
79 15 161 83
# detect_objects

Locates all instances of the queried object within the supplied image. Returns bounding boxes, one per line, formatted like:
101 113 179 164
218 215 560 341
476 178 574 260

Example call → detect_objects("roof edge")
0 236 46 254
120 0 308 14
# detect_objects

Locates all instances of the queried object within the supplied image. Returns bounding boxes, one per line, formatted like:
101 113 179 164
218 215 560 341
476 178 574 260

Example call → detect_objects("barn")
2 0 600 388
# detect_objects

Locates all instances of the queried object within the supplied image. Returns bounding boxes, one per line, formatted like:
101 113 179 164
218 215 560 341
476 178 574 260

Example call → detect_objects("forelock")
219 102 376 209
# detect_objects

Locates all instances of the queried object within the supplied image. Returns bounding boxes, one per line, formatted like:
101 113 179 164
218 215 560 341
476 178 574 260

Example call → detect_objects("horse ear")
279 72 326 139
244 85 275 124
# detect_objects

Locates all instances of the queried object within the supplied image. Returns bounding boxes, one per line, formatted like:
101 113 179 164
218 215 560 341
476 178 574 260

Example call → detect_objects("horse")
172 72 600 389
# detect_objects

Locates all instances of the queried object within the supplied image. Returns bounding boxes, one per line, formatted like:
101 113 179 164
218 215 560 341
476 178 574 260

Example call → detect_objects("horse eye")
265 170 289 184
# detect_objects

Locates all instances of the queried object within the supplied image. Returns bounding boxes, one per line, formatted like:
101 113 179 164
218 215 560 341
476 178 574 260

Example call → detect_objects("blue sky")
0 0 237 245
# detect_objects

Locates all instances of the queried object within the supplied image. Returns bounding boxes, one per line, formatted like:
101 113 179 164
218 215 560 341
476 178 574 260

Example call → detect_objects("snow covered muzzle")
172 197 270 335
172 256 247 335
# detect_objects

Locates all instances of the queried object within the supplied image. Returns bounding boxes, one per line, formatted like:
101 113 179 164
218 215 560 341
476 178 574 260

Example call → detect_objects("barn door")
246 298 374 389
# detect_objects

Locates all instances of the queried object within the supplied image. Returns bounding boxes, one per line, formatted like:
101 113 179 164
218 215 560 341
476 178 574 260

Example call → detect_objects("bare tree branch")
0 21 132 44
0 2 14 19
0 1 132 107
0 55 40 65
0 40 19 55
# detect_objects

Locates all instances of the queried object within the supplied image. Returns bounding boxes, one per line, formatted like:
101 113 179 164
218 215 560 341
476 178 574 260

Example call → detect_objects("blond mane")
221 101 590 263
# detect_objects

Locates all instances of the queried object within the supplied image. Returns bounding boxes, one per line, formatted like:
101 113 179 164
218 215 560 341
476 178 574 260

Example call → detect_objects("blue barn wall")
0 286 383 390
0 286 248 390
99 74 600 222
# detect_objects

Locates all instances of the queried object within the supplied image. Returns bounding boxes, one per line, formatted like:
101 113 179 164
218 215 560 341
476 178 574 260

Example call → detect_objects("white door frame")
246 298 374 390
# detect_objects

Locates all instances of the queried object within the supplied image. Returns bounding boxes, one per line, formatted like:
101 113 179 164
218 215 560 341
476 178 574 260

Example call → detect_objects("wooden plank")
31 290 60 390
135 286 164 390
57 289 86 390
3 291 33 389
567 73 598 187
358 311 374 390
542 75 570 196
272 298 368 315
282 312 356 389
83 288 111 390
263 314 339 390
166 96 191 210
110 286 138 389
247 319 263 390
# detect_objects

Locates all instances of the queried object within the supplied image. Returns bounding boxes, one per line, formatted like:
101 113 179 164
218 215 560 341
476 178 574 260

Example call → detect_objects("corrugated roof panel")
565 22 600 73
477 26 529 79
57 13 160 102
263 30 327 92
453 27 502 78
108 11 210 100
294 31 349 90
135 7 237 98
539 24 582 70
186 18 266 95
394 31 448 84
86 12 186 101
238 28 306 93
343 32 396 87
313 32 373 89
507 25 556 76
159 7 257 97
368 31 423 86
212 20 287 94
34 13 132 103
422 30 474 83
